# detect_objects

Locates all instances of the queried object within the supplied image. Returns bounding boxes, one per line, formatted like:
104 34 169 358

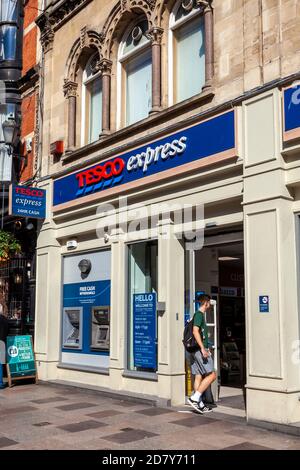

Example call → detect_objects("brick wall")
23 27 38 76
20 0 39 183
20 94 36 182
24 0 39 30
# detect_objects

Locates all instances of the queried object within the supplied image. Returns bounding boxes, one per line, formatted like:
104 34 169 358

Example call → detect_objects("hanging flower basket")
0 231 21 262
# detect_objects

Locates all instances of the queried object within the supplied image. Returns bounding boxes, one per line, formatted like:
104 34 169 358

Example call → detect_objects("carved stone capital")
196 0 213 13
147 27 164 46
99 58 113 76
41 30 55 53
36 13 55 53
63 80 78 99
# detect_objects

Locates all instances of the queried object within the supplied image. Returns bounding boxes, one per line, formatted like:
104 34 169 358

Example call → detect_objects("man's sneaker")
187 397 202 413
198 404 213 414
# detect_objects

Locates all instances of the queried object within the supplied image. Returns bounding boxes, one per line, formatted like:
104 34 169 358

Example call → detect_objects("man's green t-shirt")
193 311 209 349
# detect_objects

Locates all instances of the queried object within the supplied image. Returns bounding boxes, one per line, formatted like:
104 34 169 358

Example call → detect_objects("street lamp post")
2 114 19 154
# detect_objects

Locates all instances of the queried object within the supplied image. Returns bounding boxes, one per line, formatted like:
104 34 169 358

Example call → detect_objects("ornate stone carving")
34 87 40 172
152 0 167 27
99 59 113 76
102 0 155 59
80 26 88 49
36 0 93 35
65 30 103 82
196 0 213 12
36 13 54 53
63 80 78 99
121 0 130 12
147 26 164 45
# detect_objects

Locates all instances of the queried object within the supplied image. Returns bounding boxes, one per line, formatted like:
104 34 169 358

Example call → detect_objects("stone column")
37 18 55 176
157 218 186 406
109 227 126 388
99 59 113 136
148 27 164 114
199 1 214 89
63 80 78 151
35 179 61 380
243 89 300 425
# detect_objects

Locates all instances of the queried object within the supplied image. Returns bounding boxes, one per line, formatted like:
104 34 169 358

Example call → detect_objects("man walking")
188 294 217 414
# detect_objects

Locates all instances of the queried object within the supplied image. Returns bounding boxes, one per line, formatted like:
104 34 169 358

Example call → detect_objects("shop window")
127 241 158 373
61 250 111 369
82 54 102 145
0 0 18 61
118 20 152 128
169 0 205 105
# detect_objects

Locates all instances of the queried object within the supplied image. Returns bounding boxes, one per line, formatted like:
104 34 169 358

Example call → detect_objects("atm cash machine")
90 306 110 351
62 308 83 349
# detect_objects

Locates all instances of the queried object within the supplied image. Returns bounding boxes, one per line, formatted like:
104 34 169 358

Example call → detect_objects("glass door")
127 241 158 373
185 246 219 401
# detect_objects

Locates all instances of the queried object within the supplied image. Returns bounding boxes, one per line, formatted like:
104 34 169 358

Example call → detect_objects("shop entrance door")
185 237 246 409
185 249 219 401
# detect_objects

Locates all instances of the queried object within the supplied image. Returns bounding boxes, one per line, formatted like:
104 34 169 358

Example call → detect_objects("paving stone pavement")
0 383 300 450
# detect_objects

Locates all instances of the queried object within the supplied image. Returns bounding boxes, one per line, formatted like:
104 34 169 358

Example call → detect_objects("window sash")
87 77 102 144
174 15 205 103
125 48 152 126
127 241 158 373
0 0 18 22
0 24 17 61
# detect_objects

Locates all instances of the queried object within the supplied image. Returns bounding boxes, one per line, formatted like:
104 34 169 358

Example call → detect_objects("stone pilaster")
148 27 164 113
63 80 78 151
197 0 214 89
99 59 113 136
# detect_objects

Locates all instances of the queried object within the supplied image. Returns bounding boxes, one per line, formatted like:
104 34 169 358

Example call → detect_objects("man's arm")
193 326 209 358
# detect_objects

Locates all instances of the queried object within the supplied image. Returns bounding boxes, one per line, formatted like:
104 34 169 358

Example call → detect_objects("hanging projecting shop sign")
9 185 46 219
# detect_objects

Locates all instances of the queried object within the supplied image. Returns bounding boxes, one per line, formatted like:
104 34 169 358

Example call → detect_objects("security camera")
104 233 109 244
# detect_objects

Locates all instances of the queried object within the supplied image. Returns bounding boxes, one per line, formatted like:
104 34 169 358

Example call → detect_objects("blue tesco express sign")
284 84 300 133
9 185 46 219
133 293 157 370
53 110 235 207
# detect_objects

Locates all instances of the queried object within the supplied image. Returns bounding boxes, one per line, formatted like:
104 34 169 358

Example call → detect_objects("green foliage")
0 231 21 261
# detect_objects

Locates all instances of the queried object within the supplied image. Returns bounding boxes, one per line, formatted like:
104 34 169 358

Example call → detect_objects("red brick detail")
20 93 36 182
24 0 39 30
23 27 37 76
21 94 36 138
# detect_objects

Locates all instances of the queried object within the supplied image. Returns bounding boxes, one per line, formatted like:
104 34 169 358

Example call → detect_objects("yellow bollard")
185 361 193 396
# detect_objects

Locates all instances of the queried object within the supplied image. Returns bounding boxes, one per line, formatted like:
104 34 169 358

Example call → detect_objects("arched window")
118 20 152 128
81 54 102 145
169 0 205 105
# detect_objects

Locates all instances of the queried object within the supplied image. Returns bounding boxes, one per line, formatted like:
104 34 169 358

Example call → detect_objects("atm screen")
90 306 110 351
99 328 108 340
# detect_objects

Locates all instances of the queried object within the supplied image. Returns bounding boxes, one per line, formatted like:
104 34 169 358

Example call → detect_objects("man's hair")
197 294 211 305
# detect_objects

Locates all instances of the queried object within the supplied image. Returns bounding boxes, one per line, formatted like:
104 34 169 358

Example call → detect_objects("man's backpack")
182 316 199 352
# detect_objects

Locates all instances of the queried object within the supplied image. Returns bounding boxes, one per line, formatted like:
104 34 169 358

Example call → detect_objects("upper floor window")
81 54 102 145
0 0 18 61
118 20 152 128
169 0 205 105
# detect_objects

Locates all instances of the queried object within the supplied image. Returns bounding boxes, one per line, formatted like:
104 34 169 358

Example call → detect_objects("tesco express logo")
76 136 187 194
15 187 44 198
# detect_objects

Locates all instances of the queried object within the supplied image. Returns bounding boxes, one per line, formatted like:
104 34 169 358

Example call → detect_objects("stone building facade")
35 0 300 427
